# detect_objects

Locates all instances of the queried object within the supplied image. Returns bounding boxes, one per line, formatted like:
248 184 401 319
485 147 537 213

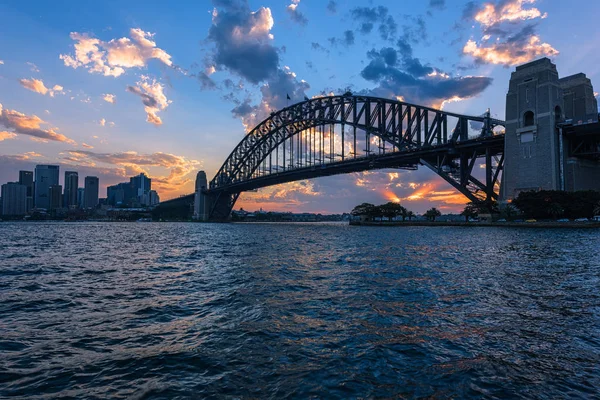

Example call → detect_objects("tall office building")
1 182 27 216
131 173 151 201
48 185 63 211
34 165 59 209
77 188 85 208
84 176 99 209
64 171 79 208
18 170 34 212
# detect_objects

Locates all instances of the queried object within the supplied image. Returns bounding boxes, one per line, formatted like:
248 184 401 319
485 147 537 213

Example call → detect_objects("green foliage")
512 190 600 219
460 203 478 222
424 207 442 221
498 203 519 221
351 201 413 221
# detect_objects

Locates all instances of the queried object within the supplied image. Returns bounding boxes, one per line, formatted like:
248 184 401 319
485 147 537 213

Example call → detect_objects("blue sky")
1 0 599 213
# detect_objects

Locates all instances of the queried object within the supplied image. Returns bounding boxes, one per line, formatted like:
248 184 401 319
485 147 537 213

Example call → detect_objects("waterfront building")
63 171 79 208
18 171 34 212
77 188 85 208
34 165 59 209
149 190 160 206
84 176 99 209
48 185 63 211
1 182 27 216
107 182 135 207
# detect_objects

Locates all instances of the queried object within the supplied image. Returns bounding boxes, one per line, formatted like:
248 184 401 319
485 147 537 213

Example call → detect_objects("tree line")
351 202 442 221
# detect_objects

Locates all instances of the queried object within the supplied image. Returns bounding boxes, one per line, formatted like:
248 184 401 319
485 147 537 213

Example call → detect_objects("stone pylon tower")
501 57 600 200
501 58 564 200
193 171 209 221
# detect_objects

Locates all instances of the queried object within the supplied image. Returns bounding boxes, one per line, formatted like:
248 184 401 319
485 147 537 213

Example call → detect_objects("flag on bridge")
286 93 291 100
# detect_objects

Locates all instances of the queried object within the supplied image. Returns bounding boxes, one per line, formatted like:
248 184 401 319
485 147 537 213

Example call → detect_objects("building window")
524 111 534 127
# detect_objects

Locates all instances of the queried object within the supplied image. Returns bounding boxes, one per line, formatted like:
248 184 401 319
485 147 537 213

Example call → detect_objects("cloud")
462 0 557 66
286 0 308 26
350 6 397 41
126 76 171 126
81 143 94 149
197 71 217 90
0 103 75 144
207 0 279 83
0 60 4 65
64 150 201 195
60 28 173 77
475 0 546 27
327 1 337 13
429 0 445 10
230 67 310 131
328 30 355 47
361 40 492 108
19 78 65 97
27 62 40 72
0 131 17 141
103 93 116 103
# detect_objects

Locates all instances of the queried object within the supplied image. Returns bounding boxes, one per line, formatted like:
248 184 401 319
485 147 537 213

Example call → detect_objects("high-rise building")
107 182 136 207
64 171 79 208
77 188 85 208
1 182 27 216
84 176 99 209
131 173 151 199
149 190 160 206
48 185 63 211
18 170 34 212
34 165 59 209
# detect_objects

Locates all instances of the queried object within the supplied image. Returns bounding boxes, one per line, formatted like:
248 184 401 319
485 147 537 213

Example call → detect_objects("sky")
1 0 599 214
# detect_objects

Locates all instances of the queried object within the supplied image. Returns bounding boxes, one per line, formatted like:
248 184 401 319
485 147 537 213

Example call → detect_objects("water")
1 222 599 399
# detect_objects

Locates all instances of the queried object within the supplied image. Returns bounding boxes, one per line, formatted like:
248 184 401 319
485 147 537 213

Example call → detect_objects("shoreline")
349 220 600 229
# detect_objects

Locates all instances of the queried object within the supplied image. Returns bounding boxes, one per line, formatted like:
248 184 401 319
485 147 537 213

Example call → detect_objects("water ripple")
1 222 599 398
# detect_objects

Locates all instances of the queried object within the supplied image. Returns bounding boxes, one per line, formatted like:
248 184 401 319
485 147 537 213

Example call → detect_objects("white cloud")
19 78 65 97
60 28 173 77
126 76 171 126
102 93 116 103
0 103 75 144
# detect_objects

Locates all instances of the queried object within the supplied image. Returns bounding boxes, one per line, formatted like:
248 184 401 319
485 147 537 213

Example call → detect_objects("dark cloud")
350 6 396 41
360 41 492 108
311 42 330 54
429 0 445 10
327 0 337 13
126 85 158 108
328 30 355 47
197 72 217 90
207 0 279 84
286 1 308 26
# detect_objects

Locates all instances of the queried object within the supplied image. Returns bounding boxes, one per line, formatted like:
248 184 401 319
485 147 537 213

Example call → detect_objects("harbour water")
1 222 599 398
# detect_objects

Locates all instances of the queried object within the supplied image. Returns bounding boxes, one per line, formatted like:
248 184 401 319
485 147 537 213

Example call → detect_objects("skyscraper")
64 171 78 208
48 185 63 211
84 176 99 209
1 182 27 216
34 165 59 209
77 188 85 208
130 173 151 204
18 170 34 212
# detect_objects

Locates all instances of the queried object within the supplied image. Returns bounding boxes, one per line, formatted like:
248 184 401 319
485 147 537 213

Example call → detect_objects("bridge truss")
207 95 505 220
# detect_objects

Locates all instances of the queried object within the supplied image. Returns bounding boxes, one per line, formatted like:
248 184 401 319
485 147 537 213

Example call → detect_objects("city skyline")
1 0 599 213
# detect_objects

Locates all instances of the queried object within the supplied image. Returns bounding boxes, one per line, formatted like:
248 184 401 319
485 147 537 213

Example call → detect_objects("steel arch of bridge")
207 94 505 220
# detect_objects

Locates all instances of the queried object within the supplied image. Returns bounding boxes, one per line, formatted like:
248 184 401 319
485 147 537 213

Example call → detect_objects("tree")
406 210 415 221
460 203 478 222
424 207 442 221
546 203 564 219
351 203 376 221
594 201 600 216
499 203 518 221
379 202 405 221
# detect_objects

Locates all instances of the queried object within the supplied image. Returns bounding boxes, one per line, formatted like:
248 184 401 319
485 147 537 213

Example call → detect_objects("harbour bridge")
157 58 600 221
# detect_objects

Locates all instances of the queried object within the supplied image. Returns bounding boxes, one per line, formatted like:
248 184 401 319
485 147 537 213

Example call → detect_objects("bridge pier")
193 171 212 221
